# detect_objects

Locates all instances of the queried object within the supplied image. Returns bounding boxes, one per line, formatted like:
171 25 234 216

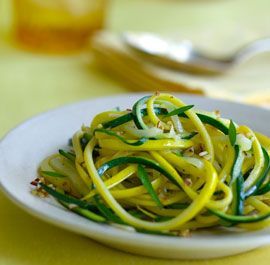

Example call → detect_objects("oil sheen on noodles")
37 93 270 235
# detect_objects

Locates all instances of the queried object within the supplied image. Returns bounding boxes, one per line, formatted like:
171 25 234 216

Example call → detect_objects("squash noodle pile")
37 93 270 235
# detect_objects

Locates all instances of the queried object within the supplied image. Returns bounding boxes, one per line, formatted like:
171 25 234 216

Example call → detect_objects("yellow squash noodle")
38 93 270 235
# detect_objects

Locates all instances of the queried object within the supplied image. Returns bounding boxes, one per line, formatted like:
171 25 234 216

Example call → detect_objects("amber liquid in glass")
13 0 107 53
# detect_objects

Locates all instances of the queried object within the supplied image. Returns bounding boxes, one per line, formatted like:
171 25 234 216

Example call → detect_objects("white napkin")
91 31 270 105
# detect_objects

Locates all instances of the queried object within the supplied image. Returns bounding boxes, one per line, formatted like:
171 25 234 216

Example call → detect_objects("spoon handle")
234 37 270 63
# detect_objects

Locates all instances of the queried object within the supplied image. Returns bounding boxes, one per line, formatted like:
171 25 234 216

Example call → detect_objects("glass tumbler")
13 0 108 53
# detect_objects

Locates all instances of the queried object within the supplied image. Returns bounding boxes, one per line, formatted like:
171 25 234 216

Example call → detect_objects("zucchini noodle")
35 93 270 235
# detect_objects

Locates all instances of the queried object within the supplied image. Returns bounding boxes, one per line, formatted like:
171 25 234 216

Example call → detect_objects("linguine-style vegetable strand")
35 93 270 235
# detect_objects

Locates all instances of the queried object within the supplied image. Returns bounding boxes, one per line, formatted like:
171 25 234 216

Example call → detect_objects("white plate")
0 93 270 260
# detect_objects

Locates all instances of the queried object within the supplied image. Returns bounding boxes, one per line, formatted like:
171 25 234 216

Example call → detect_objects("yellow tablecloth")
1 0 270 264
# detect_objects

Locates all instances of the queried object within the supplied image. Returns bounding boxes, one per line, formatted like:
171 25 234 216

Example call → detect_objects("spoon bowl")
123 32 270 75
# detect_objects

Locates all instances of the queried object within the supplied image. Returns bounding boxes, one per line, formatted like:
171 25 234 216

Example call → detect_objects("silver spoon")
123 32 270 75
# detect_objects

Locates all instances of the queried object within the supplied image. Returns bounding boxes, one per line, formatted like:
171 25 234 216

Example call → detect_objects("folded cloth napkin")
90 31 270 106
